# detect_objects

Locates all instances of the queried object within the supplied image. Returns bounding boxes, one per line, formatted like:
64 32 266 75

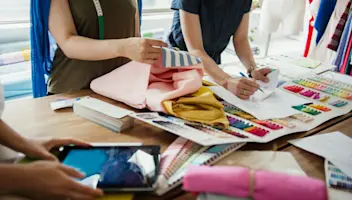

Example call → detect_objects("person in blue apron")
31 0 167 97
168 0 271 99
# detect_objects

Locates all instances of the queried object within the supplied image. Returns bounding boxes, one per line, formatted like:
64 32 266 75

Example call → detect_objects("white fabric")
259 0 306 35
307 0 349 63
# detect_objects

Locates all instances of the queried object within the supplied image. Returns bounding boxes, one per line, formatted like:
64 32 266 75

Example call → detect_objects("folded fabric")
163 87 229 127
91 48 203 112
183 166 327 200
0 50 30 66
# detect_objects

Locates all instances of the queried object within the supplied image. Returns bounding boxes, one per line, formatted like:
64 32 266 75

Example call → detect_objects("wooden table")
3 90 351 200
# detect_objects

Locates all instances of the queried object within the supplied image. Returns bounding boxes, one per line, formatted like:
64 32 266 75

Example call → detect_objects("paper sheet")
289 132 352 178
209 86 311 120
252 69 280 101
217 151 306 176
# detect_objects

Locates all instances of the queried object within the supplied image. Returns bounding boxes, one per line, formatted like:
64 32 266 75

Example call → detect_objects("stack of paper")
73 97 134 132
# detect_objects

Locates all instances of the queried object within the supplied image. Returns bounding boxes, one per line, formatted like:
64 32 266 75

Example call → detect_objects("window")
0 0 30 23
142 0 172 12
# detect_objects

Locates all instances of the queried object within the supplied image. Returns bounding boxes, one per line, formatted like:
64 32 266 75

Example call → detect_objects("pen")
239 72 264 93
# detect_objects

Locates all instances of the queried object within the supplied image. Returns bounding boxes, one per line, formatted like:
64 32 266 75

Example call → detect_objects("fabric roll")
183 166 328 200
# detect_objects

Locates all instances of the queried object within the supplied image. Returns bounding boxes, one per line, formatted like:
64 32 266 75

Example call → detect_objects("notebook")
155 139 245 196
73 97 135 132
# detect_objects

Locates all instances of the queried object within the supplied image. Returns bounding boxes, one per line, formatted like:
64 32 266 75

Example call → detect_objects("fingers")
238 94 250 100
242 78 260 89
237 82 257 93
66 192 97 200
40 151 58 161
47 138 91 150
256 68 271 83
59 165 85 179
68 180 104 198
146 52 162 60
145 39 168 47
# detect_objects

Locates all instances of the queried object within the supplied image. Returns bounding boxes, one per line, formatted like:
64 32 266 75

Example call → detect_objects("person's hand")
18 161 103 200
250 68 271 83
226 77 260 100
24 138 90 161
123 38 168 65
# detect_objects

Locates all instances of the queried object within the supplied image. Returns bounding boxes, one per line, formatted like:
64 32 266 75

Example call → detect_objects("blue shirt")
168 0 252 64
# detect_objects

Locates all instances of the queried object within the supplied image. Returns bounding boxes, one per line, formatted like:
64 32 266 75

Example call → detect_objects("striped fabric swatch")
162 48 202 68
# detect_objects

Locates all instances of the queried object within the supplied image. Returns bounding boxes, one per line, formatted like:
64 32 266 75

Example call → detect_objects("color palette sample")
227 116 269 137
326 161 352 190
309 76 352 92
284 85 331 102
329 100 348 108
212 125 249 139
223 102 256 120
307 104 331 112
292 105 321 116
271 119 296 128
290 113 314 123
293 79 352 100
284 85 305 93
252 120 283 130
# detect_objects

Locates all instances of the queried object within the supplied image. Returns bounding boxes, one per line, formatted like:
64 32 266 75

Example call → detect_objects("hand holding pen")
240 72 264 93
225 76 260 100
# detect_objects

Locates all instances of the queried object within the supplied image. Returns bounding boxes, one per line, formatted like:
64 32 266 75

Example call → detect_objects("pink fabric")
183 166 327 200
90 61 203 112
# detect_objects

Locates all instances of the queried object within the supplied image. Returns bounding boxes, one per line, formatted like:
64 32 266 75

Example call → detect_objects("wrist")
217 75 232 88
0 164 28 194
246 64 257 77
114 38 130 58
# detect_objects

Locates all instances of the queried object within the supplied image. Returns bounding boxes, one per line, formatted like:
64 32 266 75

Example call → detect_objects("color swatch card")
129 112 310 145
210 85 311 120
289 132 352 178
129 112 252 146
325 160 352 191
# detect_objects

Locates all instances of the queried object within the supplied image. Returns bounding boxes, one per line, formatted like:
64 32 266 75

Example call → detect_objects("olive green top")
48 0 136 94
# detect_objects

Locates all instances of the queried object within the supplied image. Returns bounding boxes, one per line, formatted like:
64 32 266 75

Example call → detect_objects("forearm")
190 49 231 85
0 164 25 195
60 36 131 61
0 120 33 155
233 37 257 71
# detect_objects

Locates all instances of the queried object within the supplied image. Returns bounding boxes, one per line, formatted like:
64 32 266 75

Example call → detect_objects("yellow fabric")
163 86 229 127
97 194 134 200
202 79 217 86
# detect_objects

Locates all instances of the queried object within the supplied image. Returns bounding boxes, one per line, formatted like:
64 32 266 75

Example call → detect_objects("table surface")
3 90 351 200
175 117 352 200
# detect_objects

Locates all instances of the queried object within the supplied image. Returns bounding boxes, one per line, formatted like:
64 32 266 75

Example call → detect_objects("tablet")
57 145 160 192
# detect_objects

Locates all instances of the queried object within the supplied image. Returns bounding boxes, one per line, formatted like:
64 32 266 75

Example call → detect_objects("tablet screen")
58 145 160 191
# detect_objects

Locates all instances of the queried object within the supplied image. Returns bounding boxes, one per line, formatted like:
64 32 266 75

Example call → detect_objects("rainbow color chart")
129 74 352 146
